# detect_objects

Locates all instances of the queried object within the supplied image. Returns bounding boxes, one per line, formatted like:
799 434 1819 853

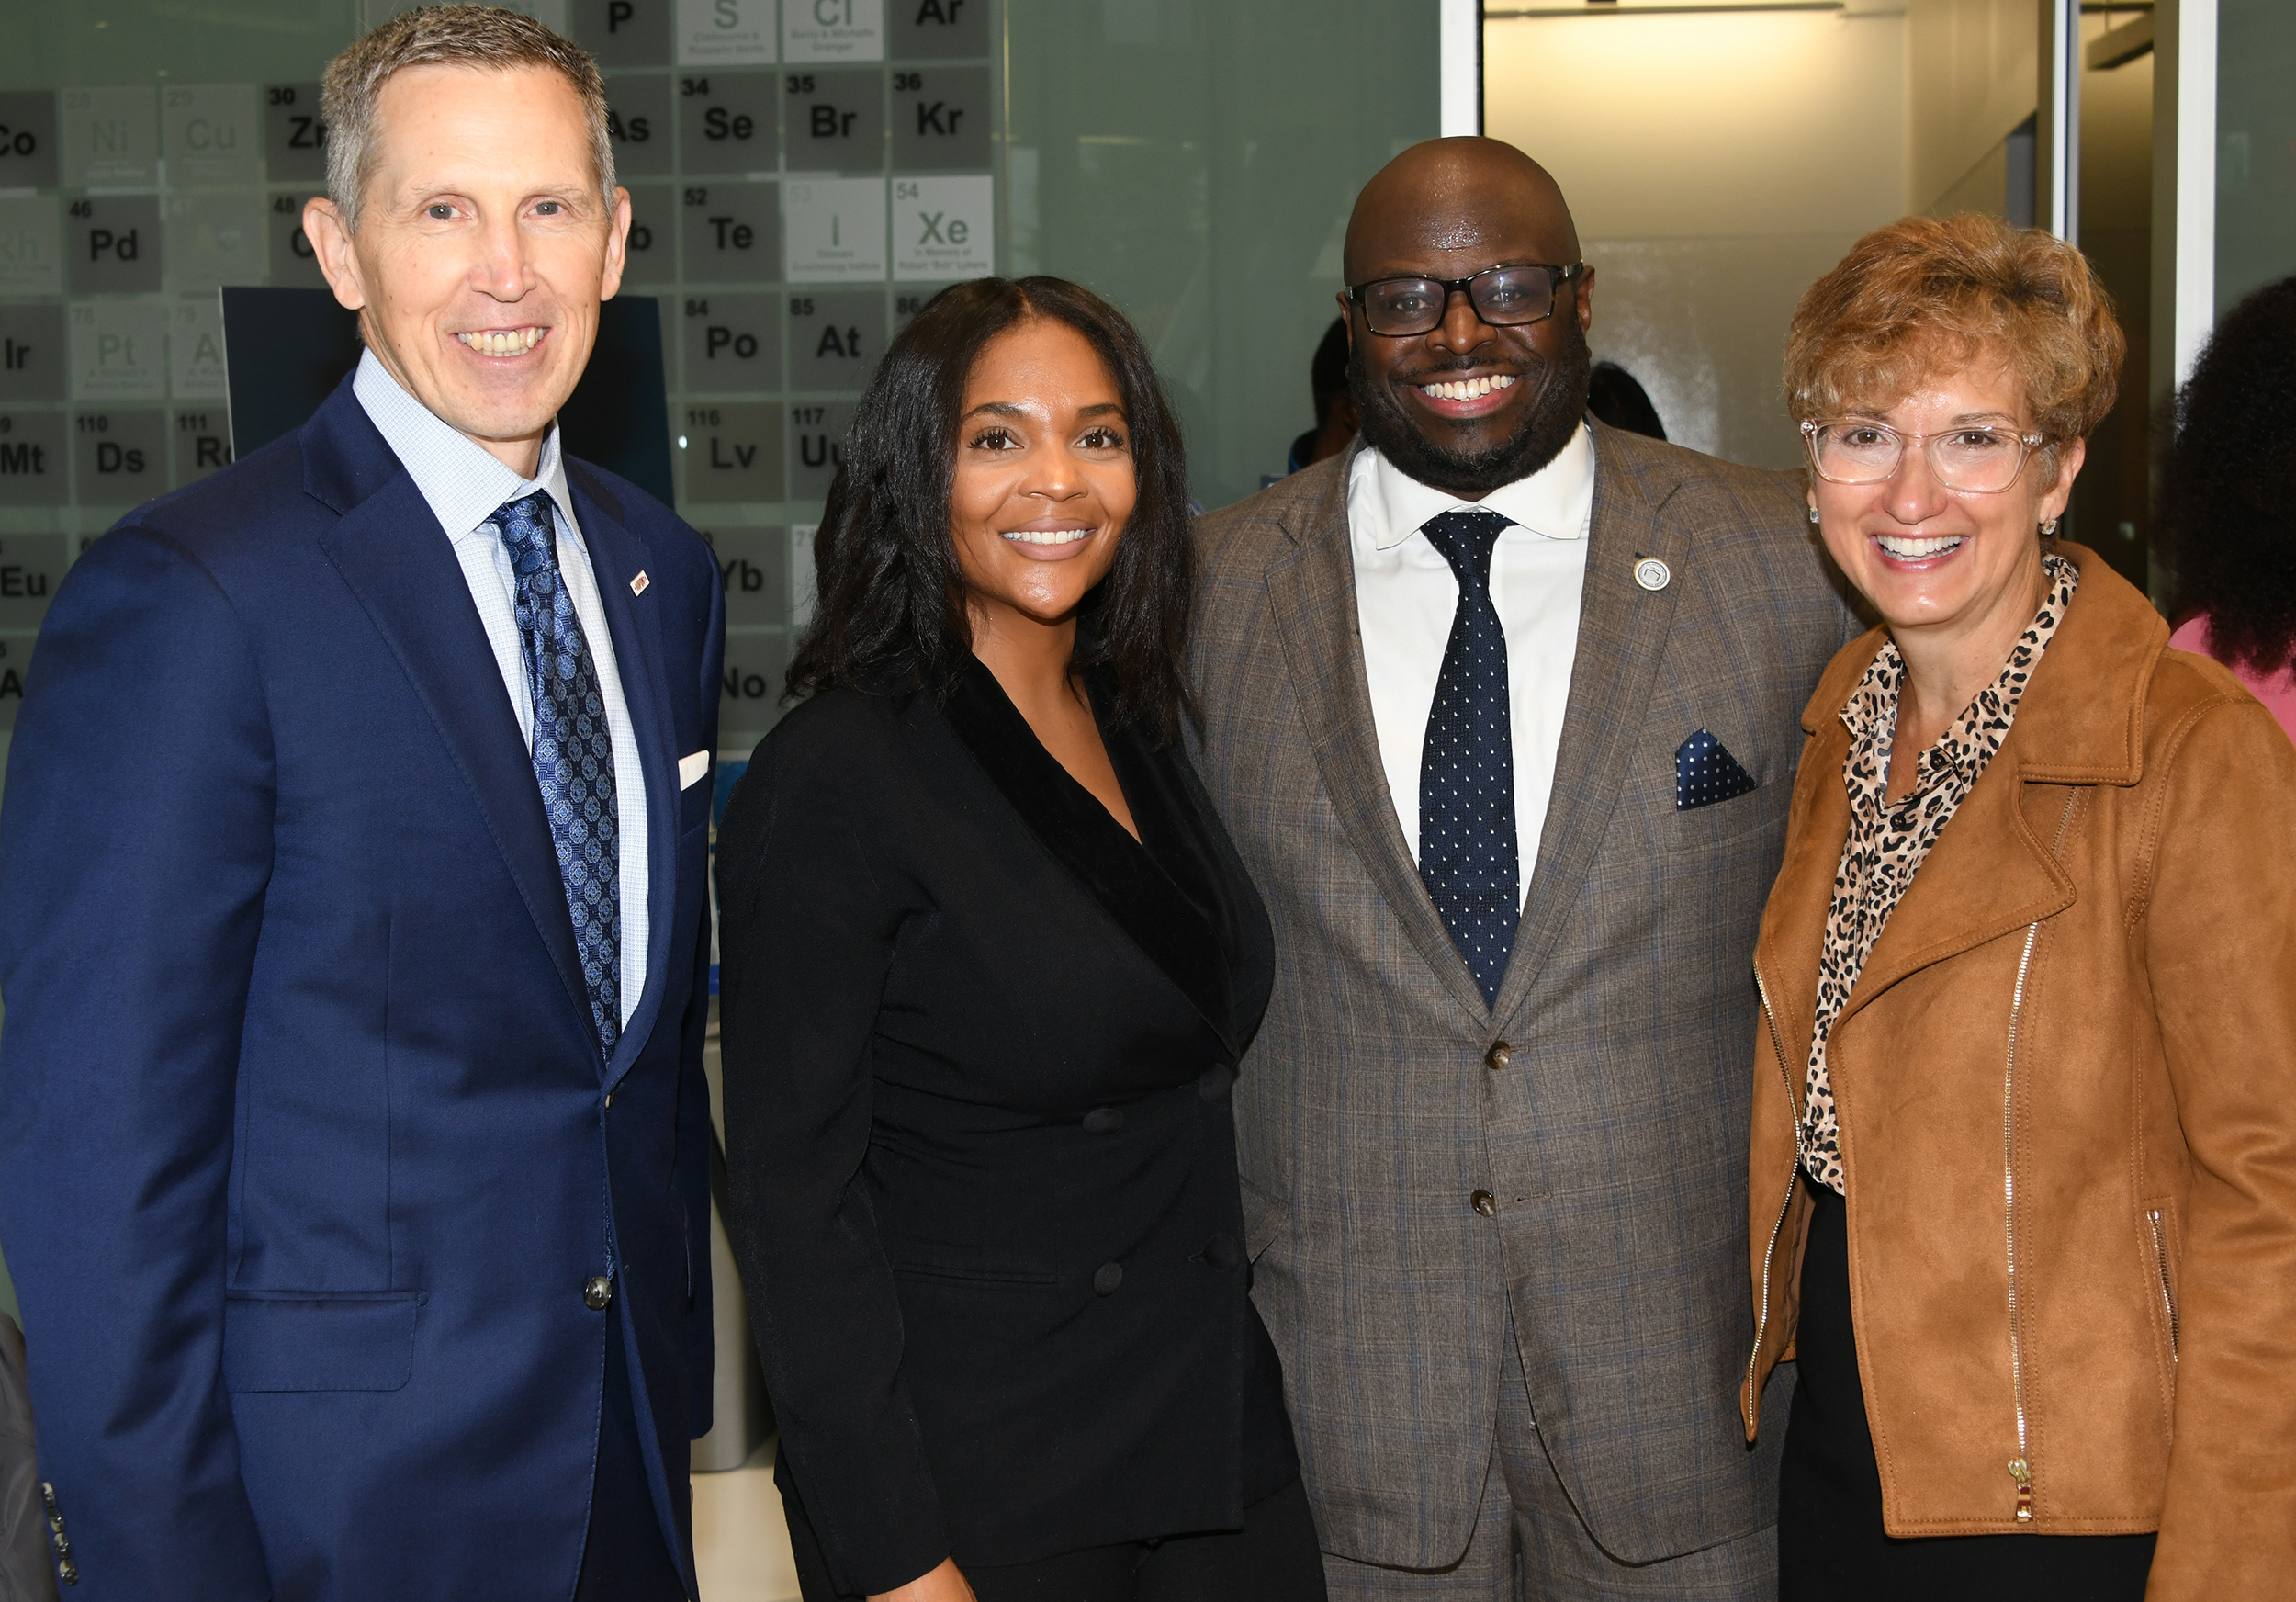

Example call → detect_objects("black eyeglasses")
1346 262 1586 337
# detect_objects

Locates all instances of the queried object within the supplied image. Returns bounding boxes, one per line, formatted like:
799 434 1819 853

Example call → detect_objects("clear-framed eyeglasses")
1346 262 1586 337
1801 418 2052 495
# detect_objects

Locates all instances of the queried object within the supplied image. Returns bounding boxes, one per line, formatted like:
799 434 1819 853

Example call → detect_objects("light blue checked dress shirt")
354 350 648 1029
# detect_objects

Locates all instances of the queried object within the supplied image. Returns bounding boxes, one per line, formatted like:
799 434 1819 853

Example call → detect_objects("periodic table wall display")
0 0 1005 748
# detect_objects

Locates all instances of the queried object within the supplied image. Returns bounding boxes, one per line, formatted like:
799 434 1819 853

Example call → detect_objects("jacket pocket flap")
223 1293 422 1393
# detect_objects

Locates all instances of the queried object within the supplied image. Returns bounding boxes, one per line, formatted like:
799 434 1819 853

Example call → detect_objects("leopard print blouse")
1798 555 2078 1196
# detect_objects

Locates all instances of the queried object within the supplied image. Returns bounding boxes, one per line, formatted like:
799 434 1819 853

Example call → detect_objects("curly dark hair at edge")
786 276 1196 745
2155 274 2296 677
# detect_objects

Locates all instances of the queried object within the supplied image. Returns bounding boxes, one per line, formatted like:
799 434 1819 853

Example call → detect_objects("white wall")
1905 0 2042 213
1483 8 1908 468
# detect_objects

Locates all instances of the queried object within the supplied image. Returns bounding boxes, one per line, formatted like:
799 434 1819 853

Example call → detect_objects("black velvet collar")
940 658 1247 1054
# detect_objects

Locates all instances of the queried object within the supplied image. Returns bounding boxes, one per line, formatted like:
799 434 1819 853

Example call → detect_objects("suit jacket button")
1485 1040 1512 1072
583 1275 613 1311
1198 1065 1233 1100
1470 1190 1497 1217
1082 1107 1125 1134
1092 1262 1124 1295
1203 1234 1241 1269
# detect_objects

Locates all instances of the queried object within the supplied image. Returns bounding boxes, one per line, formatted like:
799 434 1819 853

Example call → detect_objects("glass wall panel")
1006 0 1439 511
2215 0 2296 313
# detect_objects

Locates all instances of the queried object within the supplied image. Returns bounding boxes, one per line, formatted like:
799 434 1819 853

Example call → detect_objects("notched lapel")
1493 440 1688 1023
1263 467 1491 1023
313 464 595 1046
1836 764 2075 1028
568 464 680 1085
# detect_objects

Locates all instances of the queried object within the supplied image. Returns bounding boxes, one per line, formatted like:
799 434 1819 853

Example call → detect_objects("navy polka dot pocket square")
1676 728 1759 810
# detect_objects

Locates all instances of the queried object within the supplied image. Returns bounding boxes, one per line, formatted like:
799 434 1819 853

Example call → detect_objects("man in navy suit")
0 10 723 1598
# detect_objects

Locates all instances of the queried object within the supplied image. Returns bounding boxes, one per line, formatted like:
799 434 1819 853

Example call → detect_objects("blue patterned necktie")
492 491 621 1058
1418 507 1519 1007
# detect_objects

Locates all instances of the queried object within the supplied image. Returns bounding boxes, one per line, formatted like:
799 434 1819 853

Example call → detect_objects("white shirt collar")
1351 422 1596 551
352 348 575 546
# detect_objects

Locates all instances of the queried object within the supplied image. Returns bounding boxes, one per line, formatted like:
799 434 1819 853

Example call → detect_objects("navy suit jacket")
0 376 724 1600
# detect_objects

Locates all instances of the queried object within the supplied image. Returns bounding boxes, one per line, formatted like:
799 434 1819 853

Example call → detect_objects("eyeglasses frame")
1345 261 1589 338
1799 417 2054 494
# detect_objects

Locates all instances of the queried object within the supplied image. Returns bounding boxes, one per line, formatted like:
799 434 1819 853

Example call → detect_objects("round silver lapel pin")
1634 557 1671 592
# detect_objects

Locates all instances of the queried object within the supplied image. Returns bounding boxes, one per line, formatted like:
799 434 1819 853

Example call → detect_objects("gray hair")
321 6 617 234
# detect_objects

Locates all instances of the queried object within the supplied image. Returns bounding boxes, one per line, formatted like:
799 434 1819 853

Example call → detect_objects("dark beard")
1348 315 1593 499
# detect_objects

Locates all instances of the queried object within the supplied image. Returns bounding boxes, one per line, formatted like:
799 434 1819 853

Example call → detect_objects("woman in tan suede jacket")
1743 214 2296 1601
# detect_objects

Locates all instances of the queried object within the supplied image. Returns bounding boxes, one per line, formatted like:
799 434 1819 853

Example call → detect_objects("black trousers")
782 1461 1329 1602
1779 1180 2158 1601
574 1307 690 1602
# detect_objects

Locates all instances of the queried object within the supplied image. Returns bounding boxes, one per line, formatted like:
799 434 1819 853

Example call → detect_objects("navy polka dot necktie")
493 492 621 1059
1418 507 1518 1008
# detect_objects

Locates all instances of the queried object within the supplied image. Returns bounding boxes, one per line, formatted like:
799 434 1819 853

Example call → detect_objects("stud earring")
2041 516 2060 536
1806 504 1821 525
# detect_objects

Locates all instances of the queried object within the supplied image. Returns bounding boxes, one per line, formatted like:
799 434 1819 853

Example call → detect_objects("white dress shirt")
1348 424 1595 908
354 350 648 1026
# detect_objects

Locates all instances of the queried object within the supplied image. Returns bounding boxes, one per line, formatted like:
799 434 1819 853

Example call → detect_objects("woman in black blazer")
715 277 1326 1602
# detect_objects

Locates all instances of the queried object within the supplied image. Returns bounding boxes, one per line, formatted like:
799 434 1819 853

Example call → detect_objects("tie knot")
1419 508 1511 590
491 491 557 569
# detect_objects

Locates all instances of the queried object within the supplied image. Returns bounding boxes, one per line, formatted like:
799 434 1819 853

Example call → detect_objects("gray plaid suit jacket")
1188 422 1862 1569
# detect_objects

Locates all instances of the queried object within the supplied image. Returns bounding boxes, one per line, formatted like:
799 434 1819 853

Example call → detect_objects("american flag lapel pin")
630 570 650 596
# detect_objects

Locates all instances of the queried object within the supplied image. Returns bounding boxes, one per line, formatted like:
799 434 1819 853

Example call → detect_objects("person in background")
715 276 1326 1602
1289 318 1360 472
1585 359 1666 441
0 9 723 1598
1747 212 2296 1600
2155 274 2296 744
1189 136 1862 1599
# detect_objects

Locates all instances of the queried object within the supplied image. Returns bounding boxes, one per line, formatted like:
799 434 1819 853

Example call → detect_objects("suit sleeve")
0 525 276 1599
2141 696 2296 1597
679 560 726 1439
714 728 949 1595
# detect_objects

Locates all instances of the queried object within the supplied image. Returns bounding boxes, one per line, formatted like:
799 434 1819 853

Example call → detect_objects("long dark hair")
786 276 1196 745
2156 275 2296 676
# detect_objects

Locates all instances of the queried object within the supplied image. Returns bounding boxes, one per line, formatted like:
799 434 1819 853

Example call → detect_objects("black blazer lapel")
303 383 596 1051
568 463 680 1087
940 660 1244 1055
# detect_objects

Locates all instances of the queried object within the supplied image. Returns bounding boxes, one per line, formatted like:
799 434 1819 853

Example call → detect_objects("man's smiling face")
1339 138 1596 500
304 62 629 474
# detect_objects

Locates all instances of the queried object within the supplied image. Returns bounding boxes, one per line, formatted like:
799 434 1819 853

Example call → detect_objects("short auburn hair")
321 6 613 234
1784 213 2124 459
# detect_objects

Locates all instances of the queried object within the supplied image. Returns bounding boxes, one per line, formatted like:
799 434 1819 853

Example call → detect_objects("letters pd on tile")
784 0 884 62
66 196 162 297
678 0 776 65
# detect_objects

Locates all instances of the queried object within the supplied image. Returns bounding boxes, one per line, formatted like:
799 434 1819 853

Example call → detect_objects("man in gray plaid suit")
1189 140 1862 1597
